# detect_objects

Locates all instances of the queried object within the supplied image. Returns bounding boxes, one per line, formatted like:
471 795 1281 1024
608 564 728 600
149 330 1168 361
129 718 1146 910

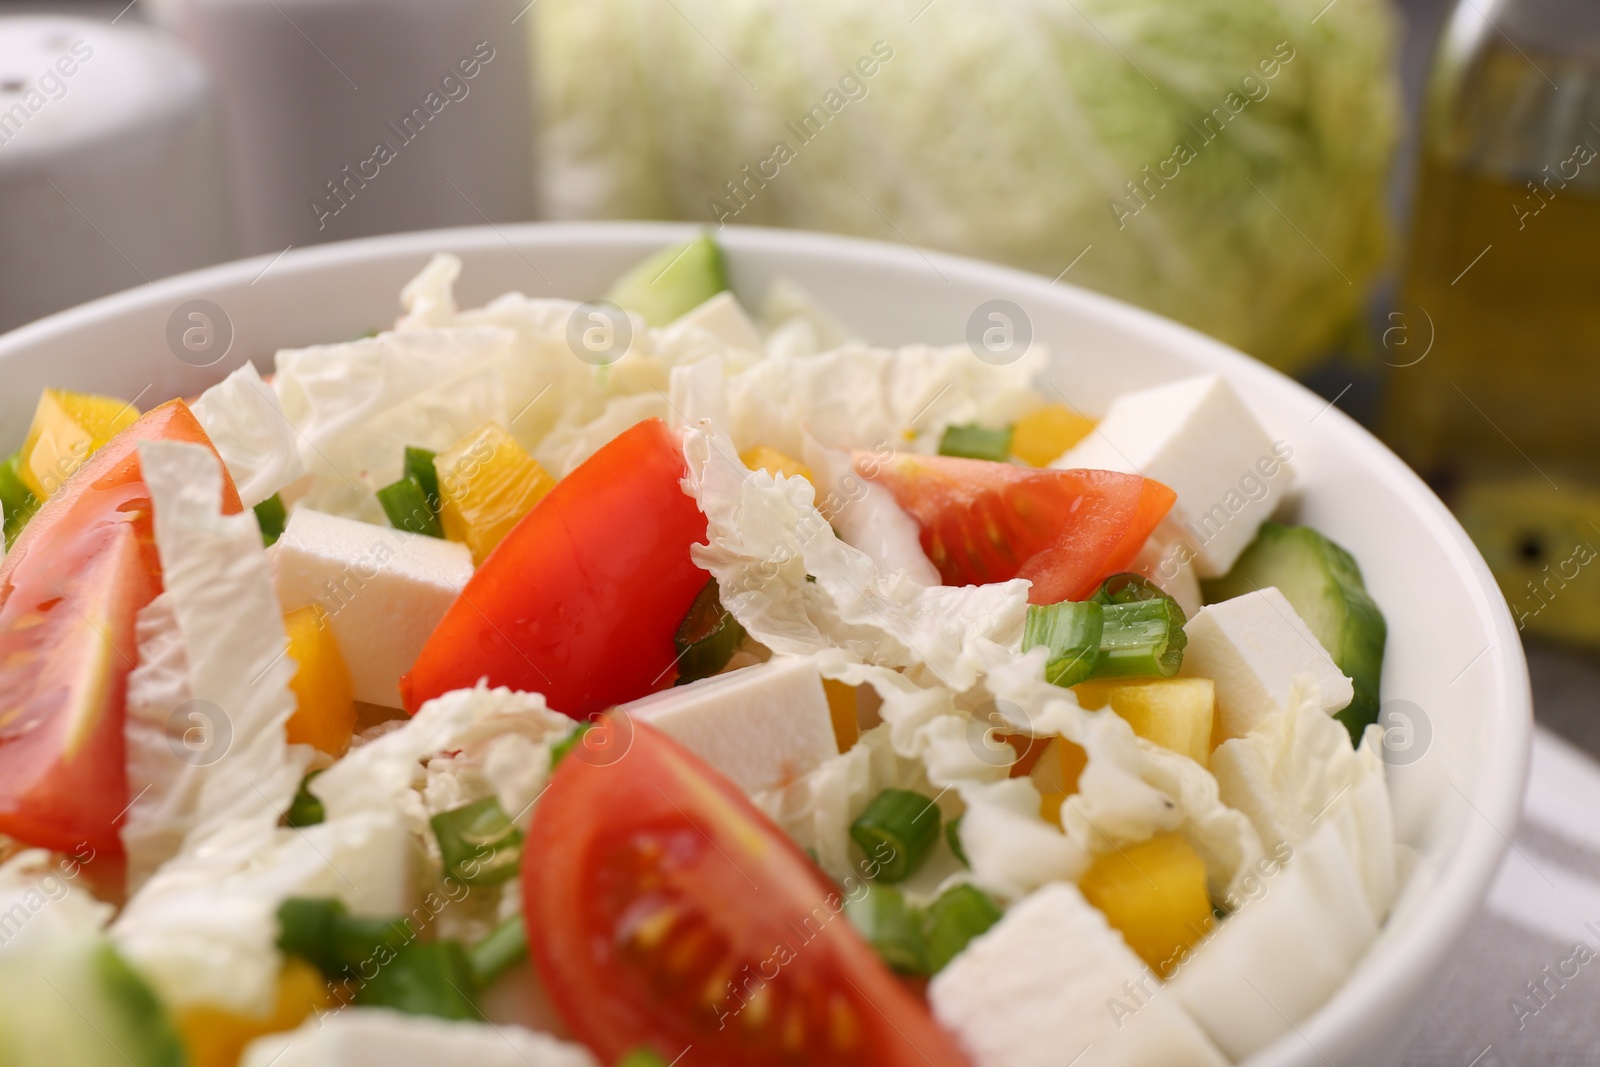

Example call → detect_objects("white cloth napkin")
1403 727 1600 1066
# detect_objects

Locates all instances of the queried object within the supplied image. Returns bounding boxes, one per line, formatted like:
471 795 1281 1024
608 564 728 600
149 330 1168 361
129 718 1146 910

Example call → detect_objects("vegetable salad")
0 237 1396 1067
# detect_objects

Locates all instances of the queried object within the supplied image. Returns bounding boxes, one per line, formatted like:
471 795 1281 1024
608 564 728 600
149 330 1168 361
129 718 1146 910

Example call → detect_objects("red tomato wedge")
857 452 1175 604
0 400 241 854
524 717 973 1067
401 418 710 719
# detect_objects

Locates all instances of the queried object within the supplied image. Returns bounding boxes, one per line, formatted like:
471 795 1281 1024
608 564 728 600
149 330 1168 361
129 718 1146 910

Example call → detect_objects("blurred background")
0 0 1596 1055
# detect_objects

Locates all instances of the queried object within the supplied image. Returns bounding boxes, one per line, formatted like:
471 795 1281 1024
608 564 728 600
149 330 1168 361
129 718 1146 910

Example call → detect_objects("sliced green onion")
1023 600 1104 688
938 423 1014 463
335 911 415 958
404 446 442 512
549 722 593 769
278 897 412 976
673 579 746 685
616 1048 673 1067
431 797 523 887
355 940 480 1020
946 813 969 868
1093 598 1186 678
285 770 325 828
922 884 1002 972
469 914 528 989
0 451 39 545
276 897 347 976
1090 573 1175 608
278 896 425 991
844 883 928 974
252 492 287 547
376 476 443 538
851 788 941 883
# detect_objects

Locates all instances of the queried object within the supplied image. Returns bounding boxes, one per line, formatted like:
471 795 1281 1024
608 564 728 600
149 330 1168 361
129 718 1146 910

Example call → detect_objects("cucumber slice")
0 936 185 1067
1201 522 1386 743
603 235 728 326
1 450 40 545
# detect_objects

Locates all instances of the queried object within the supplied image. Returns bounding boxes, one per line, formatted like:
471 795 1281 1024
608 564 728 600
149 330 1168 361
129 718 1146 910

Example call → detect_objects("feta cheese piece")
273 508 473 707
930 883 1227 1067
1168 813 1380 1060
670 290 764 352
620 657 839 795
1180 587 1352 741
1053 375 1292 577
241 1007 597 1067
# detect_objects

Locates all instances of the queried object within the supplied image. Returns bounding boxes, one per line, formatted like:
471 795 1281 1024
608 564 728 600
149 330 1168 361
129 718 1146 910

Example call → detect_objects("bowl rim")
0 220 1533 1065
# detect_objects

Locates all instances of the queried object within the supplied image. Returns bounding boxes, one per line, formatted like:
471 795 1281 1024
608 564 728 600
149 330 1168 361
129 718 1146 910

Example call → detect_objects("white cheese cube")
1054 375 1292 577
273 508 473 707
241 1008 597 1067
1180 588 1352 741
292 812 415 918
621 657 839 795
1168 814 1379 1060
670 290 764 352
929 883 1227 1067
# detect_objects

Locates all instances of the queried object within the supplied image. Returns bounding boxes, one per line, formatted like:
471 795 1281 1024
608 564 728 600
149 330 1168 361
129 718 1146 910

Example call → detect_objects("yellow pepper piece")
1026 735 1088 793
1074 678 1215 768
19 388 139 499
1010 404 1095 467
822 678 859 752
740 445 813 483
435 421 557 566
177 958 332 1067
1027 736 1088 826
1078 832 1212 976
283 605 356 757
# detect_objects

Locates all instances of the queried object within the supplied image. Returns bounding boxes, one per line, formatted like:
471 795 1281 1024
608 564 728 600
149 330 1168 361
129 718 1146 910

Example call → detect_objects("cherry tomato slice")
523 717 973 1067
401 418 710 718
0 400 240 854
858 452 1174 604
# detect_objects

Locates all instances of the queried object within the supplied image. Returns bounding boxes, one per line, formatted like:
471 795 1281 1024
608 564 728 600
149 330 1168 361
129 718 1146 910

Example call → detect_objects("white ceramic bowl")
0 222 1531 1067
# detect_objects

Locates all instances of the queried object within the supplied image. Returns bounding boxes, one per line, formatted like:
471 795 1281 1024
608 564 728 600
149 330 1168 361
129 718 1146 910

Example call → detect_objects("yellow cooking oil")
1384 18 1600 645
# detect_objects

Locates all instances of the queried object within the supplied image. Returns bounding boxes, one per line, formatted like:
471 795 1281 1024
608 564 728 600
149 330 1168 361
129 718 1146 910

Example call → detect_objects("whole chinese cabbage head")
535 0 1398 372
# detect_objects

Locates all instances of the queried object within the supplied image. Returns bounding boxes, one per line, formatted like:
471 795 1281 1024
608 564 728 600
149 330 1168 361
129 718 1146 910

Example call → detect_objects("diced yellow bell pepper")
740 445 813 483
1079 832 1212 976
283 604 356 757
1074 678 1215 767
1026 736 1088 827
822 677 860 752
18 388 140 499
1010 404 1095 467
435 421 557 566
177 958 332 1067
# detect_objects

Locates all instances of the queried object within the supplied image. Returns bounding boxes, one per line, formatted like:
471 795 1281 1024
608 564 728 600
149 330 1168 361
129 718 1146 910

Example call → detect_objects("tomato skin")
523 717 972 1067
0 400 241 855
400 418 710 719
858 452 1175 604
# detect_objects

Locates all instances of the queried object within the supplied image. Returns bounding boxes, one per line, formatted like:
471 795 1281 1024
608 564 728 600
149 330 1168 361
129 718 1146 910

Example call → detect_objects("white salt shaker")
148 0 537 254
0 16 236 333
